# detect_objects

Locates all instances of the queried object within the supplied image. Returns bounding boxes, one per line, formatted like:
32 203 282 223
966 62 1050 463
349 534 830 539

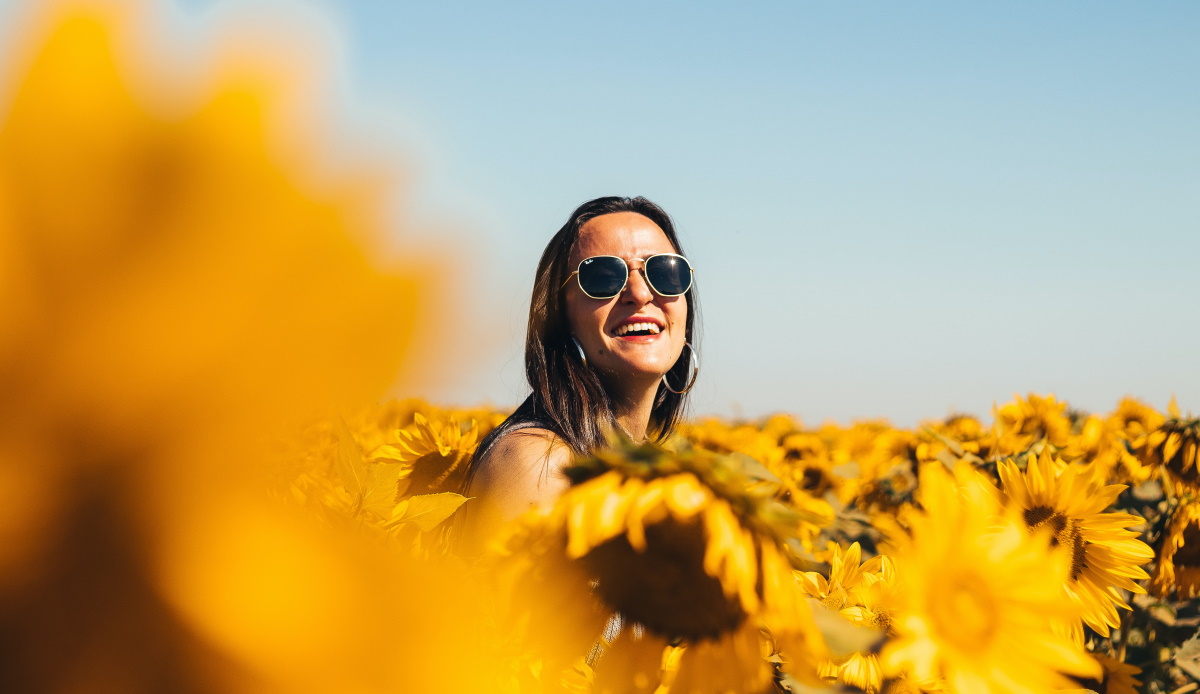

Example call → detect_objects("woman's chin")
601 360 675 386
597 339 683 383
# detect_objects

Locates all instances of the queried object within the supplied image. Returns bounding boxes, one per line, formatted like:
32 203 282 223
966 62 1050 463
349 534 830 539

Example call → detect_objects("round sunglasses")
561 253 695 299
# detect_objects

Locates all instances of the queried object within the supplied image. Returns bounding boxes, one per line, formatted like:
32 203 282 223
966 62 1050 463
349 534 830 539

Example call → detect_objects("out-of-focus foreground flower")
0 2 490 693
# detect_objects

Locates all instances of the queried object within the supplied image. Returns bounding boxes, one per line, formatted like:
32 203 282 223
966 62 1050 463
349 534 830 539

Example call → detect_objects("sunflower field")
3 3 1199 694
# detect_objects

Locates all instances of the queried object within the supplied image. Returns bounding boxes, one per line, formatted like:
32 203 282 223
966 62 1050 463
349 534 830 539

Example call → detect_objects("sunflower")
1109 397 1166 445
881 462 1100 694
1102 397 1164 485
798 542 882 613
556 439 820 638
997 453 1153 637
681 418 835 553
1060 652 1141 694
992 393 1072 458
368 411 480 495
915 414 988 467
1137 402 1200 496
797 542 895 693
838 423 918 505
680 417 784 467
1151 500 1200 599
779 431 841 498
490 437 828 693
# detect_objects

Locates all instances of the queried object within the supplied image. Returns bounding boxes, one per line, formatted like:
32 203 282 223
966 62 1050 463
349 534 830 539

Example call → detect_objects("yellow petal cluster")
798 542 898 693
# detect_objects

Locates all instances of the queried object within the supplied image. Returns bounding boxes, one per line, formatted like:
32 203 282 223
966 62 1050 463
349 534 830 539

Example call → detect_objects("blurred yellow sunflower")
1109 397 1165 444
997 453 1153 637
915 414 988 467
1103 397 1165 485
1151 500 1200 599
779 432 842 496
993 393 1072 457
1137 402 1200 496
882 463 1100 694
0 2 491 693
681 417 782 466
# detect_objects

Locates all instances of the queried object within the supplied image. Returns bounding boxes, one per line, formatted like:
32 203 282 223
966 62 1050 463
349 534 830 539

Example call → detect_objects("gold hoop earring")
570 336 588 367
662 342 699 394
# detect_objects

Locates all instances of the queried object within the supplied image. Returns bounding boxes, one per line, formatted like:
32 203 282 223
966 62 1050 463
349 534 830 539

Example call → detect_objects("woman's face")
565 212 689 394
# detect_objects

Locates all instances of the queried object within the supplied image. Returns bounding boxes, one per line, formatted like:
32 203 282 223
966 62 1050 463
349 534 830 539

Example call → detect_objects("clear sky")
5 0 1198 425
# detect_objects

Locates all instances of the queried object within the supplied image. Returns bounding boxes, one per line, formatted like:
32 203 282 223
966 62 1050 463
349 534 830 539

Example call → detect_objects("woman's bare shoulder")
456 428 574 556
470 427 573 502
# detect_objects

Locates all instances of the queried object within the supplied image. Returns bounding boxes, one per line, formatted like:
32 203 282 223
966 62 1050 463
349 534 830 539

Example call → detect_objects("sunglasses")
562 253 695 300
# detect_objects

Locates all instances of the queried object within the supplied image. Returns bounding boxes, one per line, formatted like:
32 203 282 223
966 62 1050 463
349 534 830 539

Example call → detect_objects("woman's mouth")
612 320 663 341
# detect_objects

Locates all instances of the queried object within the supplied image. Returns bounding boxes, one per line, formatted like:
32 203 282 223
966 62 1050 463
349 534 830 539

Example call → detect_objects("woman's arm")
457 427 573 555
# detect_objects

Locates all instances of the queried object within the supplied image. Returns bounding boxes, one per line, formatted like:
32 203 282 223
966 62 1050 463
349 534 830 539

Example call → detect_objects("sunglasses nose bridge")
619 261 654 302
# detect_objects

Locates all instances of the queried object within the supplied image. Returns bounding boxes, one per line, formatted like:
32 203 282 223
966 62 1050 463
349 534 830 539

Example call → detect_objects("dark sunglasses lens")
645 255 691 295
578 257 627 297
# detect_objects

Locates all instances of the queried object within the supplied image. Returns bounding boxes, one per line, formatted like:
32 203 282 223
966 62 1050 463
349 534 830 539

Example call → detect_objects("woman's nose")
622 266 655 305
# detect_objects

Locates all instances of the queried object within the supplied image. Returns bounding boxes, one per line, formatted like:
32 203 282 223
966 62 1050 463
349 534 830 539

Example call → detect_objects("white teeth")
615 322 662 336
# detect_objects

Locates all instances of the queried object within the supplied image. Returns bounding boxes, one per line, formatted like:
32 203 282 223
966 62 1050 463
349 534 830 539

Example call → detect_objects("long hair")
472 196 699 471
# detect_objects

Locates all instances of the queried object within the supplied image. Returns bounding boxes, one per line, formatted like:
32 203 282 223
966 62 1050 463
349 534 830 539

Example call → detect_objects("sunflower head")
369 411 479 495
560 438 811 642
1110 396 1167 444
488 437 829 692
1138 410 1200 496
997 451 1152 637
780 431 843 499
993 393 1072 457
1151 500 1200 599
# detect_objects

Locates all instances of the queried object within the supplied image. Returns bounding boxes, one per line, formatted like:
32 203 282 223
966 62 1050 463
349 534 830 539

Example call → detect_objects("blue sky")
5 1 1197 425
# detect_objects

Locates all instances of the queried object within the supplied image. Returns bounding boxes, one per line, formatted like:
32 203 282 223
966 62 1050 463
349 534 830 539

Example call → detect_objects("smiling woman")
455 196 700 554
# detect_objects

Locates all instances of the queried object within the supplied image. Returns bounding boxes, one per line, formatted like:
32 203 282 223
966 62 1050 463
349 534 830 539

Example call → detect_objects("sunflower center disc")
1023 506 1087 580
581 516 748 642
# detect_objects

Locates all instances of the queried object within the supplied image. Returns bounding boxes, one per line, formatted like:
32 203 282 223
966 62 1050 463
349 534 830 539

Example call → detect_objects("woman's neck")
611 381 659 442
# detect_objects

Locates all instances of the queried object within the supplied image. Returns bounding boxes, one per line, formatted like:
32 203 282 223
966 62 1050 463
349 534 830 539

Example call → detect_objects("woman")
457 196 700 554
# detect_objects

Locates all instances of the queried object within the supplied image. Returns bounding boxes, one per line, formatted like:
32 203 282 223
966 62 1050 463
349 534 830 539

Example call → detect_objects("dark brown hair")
472 196 699 466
